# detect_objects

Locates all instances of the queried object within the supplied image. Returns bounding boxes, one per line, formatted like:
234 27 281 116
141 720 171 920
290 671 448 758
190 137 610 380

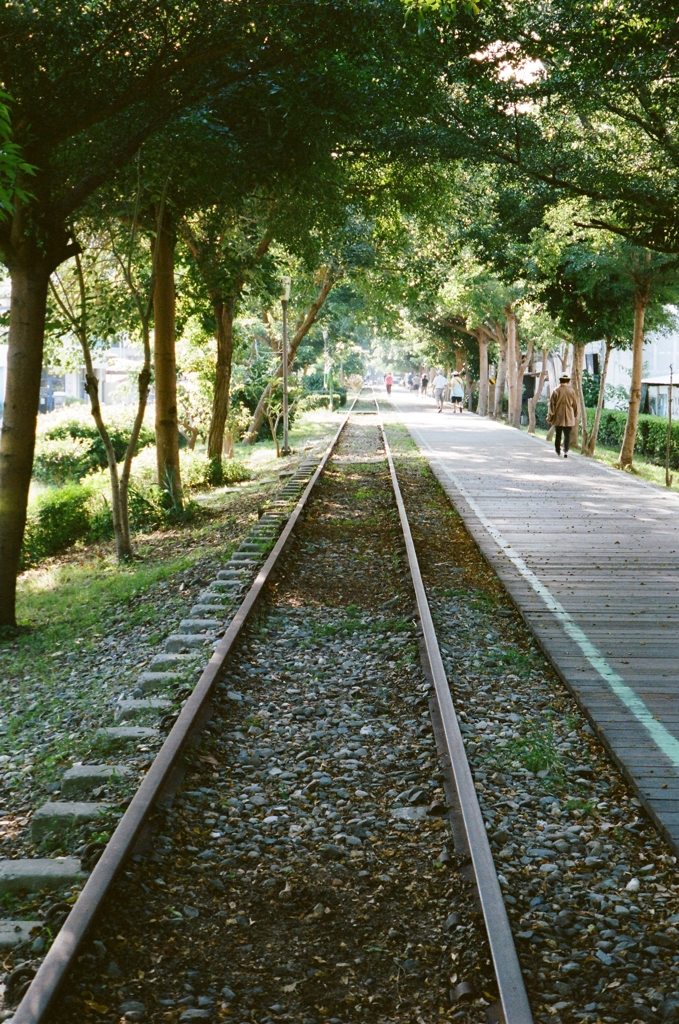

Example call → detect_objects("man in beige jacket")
547 373 579 458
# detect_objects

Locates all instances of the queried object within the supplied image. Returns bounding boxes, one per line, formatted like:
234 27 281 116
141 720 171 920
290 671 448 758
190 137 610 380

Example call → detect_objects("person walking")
451 373 464 413
420 373 429 396
547 373 579 457
384 371 393 396
432 369 448 413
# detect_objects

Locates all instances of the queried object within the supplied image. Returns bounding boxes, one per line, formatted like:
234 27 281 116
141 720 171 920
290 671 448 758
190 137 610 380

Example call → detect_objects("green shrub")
87 497 115 542
127 486 168 533
593 408 679 468
299 392 347 412
534 401 549 429
582 371 600 406
220 459 251 484
302 373 348 407
22 443 228 568
33 436 94 485
128 446 249 493
22 484 95 567
34 406 155 483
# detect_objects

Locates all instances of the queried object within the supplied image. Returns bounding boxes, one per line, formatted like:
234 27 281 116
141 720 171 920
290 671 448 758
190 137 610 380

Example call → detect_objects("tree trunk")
0 264 50 626
206 296 235 482
464 364 472 411
178 224 270 478
511 338 534 428
571 342 589 450
493 323 507 420
528 346 549 434
619 290 649 469
82 371 128 560
243 271 340 444
513 330 533 428
153 206 182 505
583 338 612 456
477 332 489 416
505 312 517 425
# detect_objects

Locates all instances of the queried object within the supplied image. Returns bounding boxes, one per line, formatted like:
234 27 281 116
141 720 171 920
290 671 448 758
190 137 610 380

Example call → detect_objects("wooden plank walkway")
388 389 679 852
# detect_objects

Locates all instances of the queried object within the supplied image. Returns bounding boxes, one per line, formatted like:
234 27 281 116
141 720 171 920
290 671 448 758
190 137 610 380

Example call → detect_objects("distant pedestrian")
384 372 393 396
432 369 448 413
421 373 429 396
451 374 464 413
547 373 578 458
411 373 420 392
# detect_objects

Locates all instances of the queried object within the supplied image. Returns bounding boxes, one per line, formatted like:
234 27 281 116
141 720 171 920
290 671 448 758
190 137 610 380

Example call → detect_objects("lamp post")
281 275 291 456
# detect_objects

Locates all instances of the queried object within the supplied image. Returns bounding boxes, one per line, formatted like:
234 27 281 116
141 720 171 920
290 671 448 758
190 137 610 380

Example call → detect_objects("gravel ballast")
48 414 495 1024
11 404 679 1024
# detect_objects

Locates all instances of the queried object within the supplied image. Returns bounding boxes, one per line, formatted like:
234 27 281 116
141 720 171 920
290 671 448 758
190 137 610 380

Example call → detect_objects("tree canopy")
2 0 679 624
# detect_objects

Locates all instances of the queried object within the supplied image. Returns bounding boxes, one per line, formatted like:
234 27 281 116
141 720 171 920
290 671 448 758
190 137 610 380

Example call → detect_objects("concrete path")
387 387 679 852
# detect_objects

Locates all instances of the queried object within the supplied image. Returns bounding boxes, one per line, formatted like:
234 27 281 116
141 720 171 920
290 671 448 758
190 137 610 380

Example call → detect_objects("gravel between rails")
48 415 497 1024
383 414 679 1024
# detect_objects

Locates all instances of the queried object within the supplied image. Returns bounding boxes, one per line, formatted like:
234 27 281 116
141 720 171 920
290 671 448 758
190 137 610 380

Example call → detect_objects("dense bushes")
533 402 679 468
594 408 679 468
302 371 348 407
33 407 155 485
22 444 253 568
21 484 97 567
127 447 250 494
299 392 346 411
32 436 95 486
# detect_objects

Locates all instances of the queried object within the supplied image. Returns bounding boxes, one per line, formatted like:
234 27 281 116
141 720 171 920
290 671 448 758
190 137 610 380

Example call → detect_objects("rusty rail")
374 392 533 1024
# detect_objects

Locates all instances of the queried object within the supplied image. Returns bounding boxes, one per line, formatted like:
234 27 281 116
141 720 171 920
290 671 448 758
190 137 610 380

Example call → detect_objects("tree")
435 258 506 417
0 91 32 221
47 196 165 559
152 204 183 504
0 0 477 625
0 0 276 625
243 265 343 443
179 208 272 479
533 205 679 461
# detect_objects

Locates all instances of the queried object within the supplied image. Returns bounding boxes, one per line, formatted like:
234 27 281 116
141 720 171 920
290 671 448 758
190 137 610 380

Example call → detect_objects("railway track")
7 391 679 1024
1 391 532 1024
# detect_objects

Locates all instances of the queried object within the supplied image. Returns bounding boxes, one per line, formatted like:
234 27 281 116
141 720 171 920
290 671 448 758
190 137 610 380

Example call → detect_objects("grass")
527 424 679 494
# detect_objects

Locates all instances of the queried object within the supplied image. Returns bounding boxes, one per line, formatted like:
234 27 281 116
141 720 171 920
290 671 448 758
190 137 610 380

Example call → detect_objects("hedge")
34 411 155 485
533 402 679 469
21 484 96 567
299 392 347 411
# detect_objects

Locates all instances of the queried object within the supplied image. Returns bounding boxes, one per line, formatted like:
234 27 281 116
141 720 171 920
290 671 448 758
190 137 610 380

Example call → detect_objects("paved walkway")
387 387 679 852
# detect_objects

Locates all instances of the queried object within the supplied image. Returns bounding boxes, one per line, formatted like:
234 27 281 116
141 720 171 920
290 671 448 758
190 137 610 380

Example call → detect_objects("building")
0 339 146 416
531 310 679 416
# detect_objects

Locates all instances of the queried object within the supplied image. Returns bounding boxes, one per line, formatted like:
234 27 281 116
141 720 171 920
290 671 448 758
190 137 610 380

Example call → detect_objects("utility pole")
281 275 291 456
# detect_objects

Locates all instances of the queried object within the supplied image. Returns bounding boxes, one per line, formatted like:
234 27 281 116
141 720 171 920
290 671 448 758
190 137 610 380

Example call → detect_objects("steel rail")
374 393 533 1024
13 394 361 1024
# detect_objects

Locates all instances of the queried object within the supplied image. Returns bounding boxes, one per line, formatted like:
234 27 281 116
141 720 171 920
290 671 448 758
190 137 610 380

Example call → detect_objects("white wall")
583 312 679 402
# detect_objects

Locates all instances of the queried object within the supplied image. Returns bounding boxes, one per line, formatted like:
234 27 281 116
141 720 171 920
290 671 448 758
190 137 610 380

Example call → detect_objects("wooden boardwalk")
388 389 679 851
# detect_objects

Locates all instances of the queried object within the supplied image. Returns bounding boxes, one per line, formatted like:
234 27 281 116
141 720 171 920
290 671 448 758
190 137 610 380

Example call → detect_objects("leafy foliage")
34 410 155 484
